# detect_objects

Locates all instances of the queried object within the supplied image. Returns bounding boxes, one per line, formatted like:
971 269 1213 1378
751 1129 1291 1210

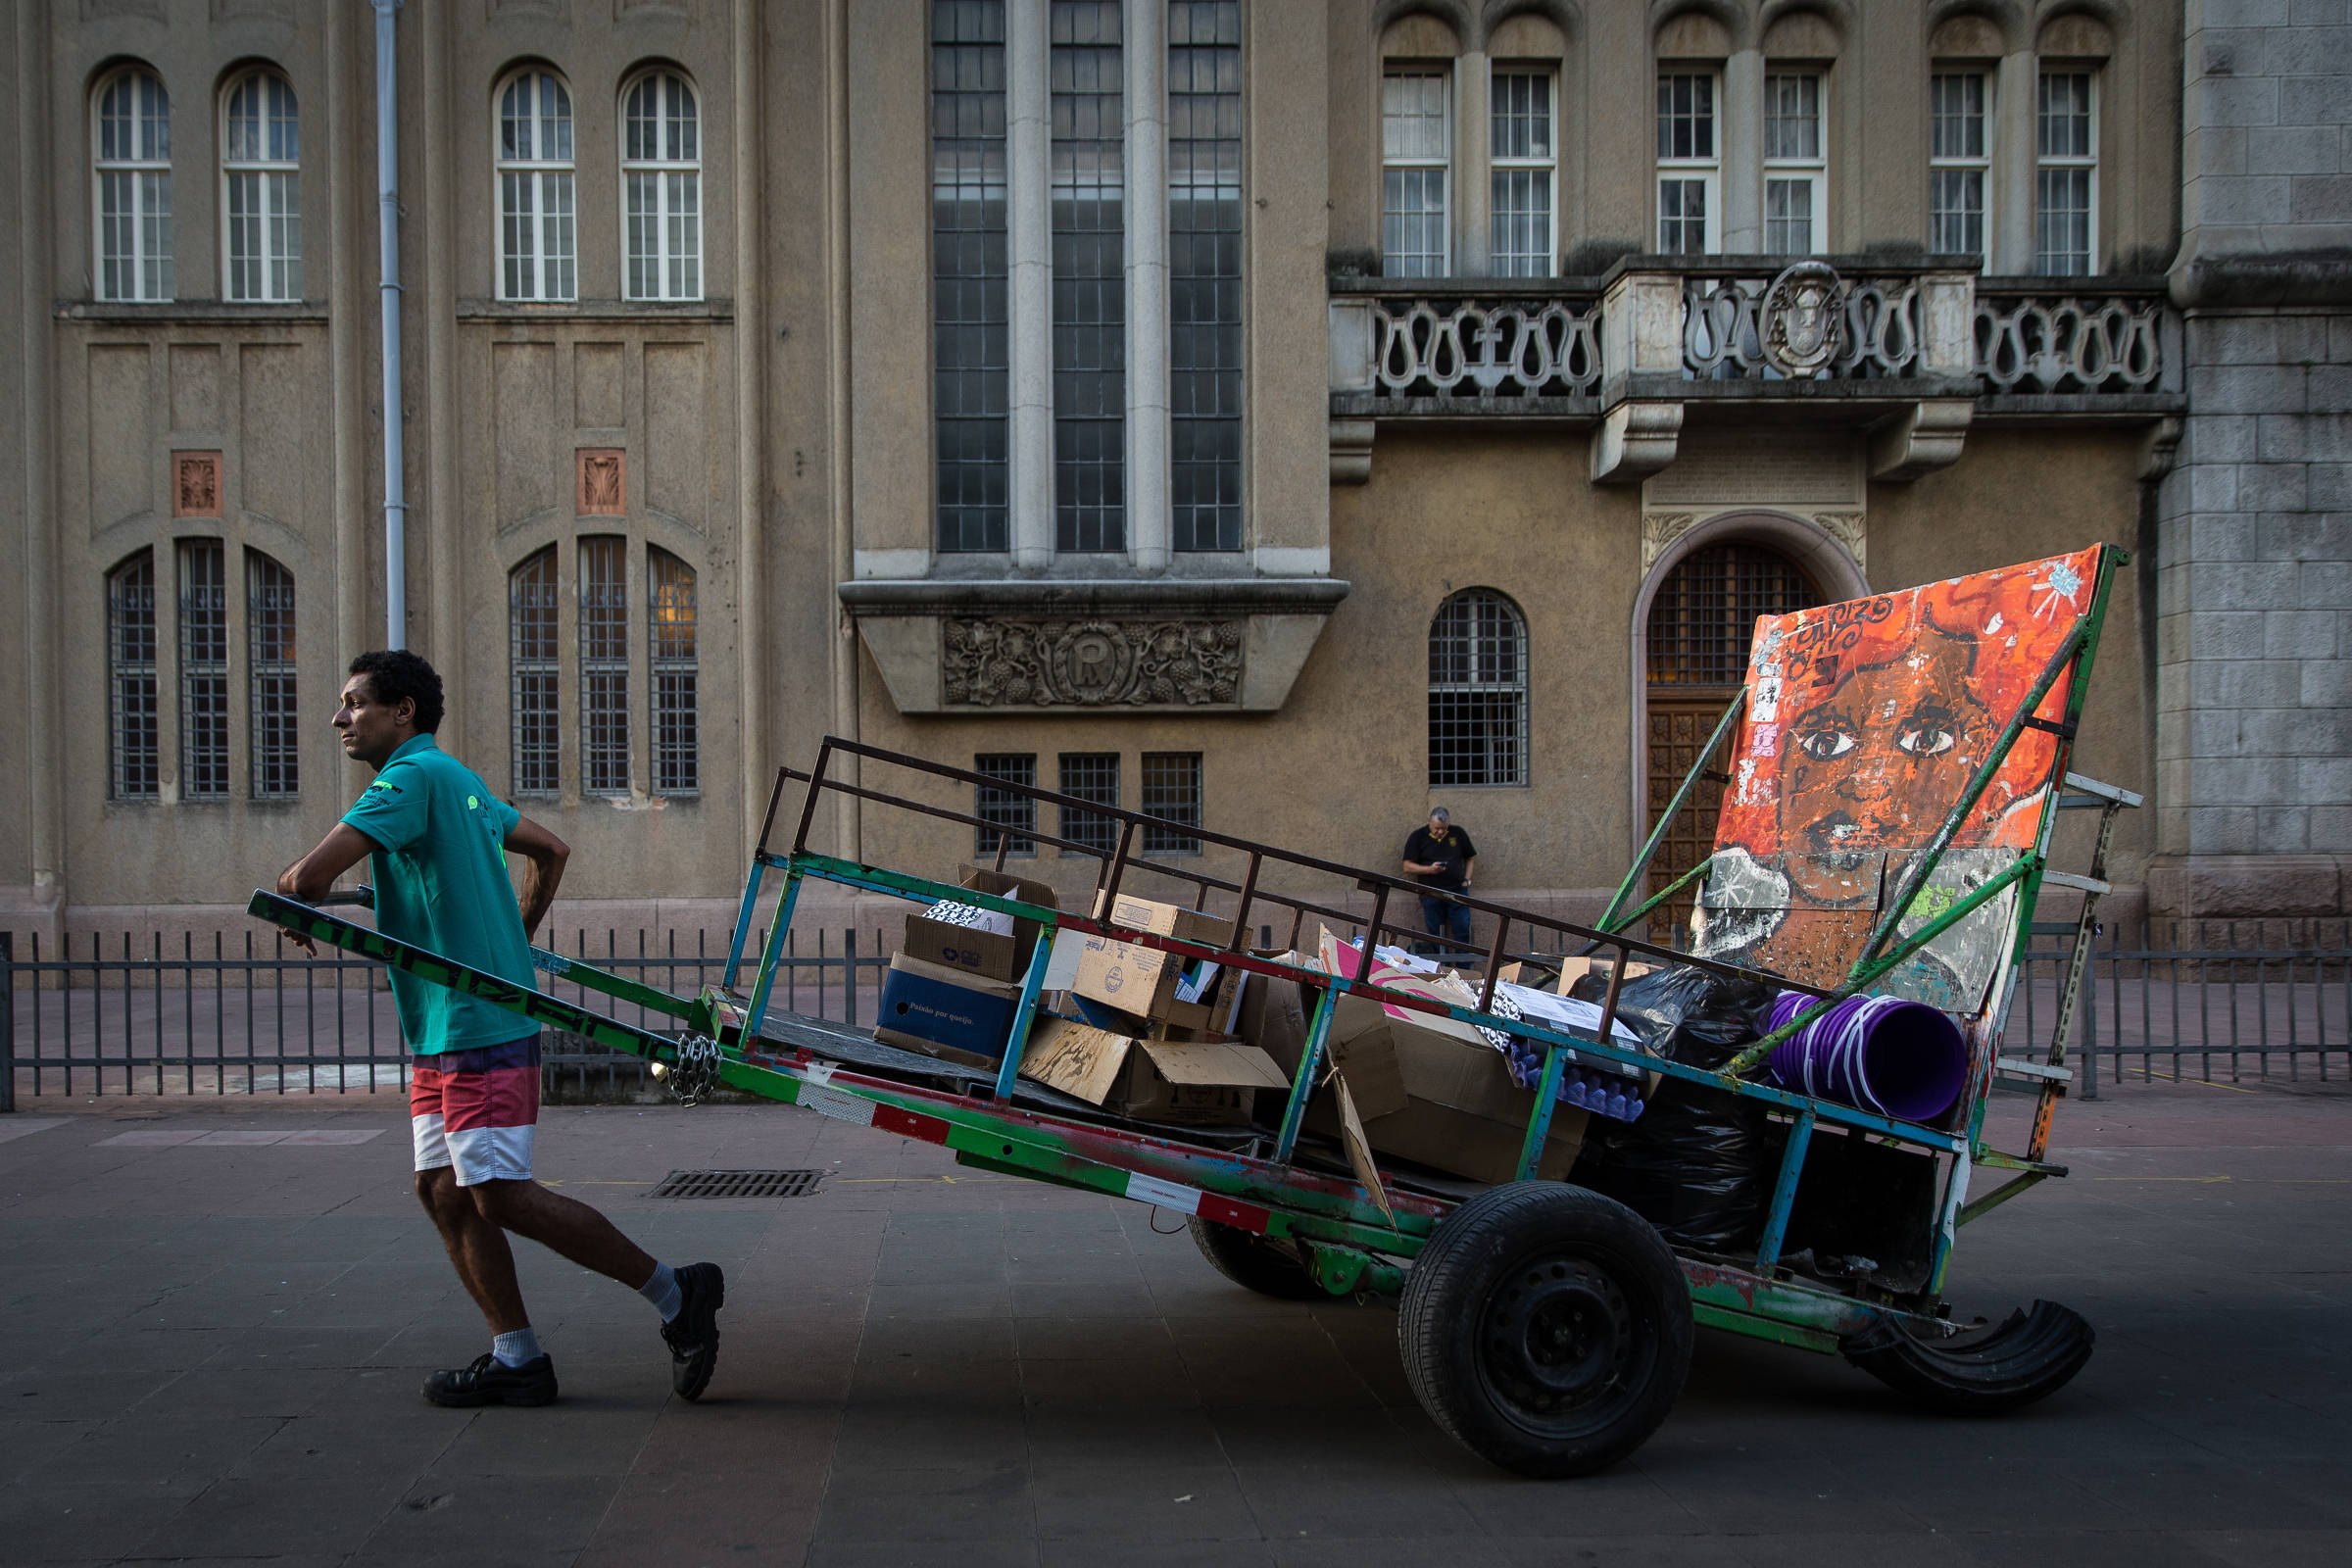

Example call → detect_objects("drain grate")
651 1168 827 1200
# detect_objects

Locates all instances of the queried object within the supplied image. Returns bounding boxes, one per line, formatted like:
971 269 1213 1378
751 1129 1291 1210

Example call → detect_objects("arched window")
1646 542 1822 689
108 551 160 800
510 548 561 797
246 549 298 800
579 535 629 795
221 67 301 302
94 67 173 302
176 539 229 801
649 547 698 796
496 67 576 301
621 70 701 301
1428 589 1528 787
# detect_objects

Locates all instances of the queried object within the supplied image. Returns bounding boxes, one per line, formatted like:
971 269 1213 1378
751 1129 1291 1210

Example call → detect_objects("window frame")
2034 68 2098 277
1761 69 1825 257
578 534 631 797
1381 65 1452 278
245 548 299 802
108 549 161 802
1654 69 1721 257
509 546 562 799
1928 68 1992 268
1427 588 1530 790
649 546 699 798
1050 0 1128 556
175 537 231 803
1056 751 1120 857
1167 0 1245 553
932 1 1012 554
220 65 302 304
1489 65 1557 279
619 68 703 303
974 753 1039 858
494 65 579 303
92 65 174 303
1140 752 1203 858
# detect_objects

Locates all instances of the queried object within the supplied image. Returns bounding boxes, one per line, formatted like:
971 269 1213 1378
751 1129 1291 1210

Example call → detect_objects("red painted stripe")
1196 1193 1269 1234
873 1102 950 1145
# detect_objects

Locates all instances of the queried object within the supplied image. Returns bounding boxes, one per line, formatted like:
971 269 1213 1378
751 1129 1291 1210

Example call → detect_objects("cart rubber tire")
1188 1217 1327 1300
1840 1299 2093 1415
1399 1182 1691 1478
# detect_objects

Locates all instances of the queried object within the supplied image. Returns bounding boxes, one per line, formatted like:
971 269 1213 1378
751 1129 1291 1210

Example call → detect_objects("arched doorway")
1642 541 1823 941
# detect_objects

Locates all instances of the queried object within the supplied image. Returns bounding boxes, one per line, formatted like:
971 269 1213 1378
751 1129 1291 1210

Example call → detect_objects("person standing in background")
1402 807 1478 955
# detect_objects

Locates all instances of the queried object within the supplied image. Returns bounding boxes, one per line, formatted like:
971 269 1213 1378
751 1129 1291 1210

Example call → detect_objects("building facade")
1 0 2346 955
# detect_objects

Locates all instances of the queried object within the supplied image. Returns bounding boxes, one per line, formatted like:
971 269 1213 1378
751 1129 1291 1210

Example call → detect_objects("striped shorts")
411 1033 541 1186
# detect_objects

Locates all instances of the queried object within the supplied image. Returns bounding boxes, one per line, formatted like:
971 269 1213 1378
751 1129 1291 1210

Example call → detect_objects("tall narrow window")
622 71 701 301
246 550 298 801
1141 753 1203 857
177 539 229 801
649 547 698 796
1491 70 1555 277
108 552 160 801
975 753 1037 858
1930 71 1989 265
2035 71 2095 276
934 1 1010 553
1655 72 1719 255
1056 753 1119 855
221 68 300 302
1763 72 1823 256
1382 70 1449 277
497 68 577 302
1169 0 1243 554
580 536 629 795
1050 2 1126 554
510 548 560 797
95 68 173 302
1429 589 1528 788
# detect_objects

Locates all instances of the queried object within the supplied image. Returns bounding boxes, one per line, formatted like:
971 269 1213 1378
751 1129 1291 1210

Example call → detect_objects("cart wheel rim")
1478 1256 1641 1428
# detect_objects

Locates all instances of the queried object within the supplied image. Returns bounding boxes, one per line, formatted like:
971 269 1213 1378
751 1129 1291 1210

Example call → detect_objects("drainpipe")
374 0 407 649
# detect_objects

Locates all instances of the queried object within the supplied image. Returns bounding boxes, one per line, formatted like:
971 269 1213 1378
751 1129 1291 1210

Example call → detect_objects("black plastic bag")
1568 964 1774 1253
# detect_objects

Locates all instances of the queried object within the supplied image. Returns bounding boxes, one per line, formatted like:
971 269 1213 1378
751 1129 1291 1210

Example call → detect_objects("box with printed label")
873 953 1023 1068
1071 892 1235 1029
1020 1015 1289 1126
901 864 1060 982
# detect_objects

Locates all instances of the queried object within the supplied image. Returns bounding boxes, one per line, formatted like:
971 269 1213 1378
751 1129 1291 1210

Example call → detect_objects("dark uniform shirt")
1402 825 1477 892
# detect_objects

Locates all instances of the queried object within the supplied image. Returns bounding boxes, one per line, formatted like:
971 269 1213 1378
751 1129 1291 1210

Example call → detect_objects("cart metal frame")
247 545 2132 1433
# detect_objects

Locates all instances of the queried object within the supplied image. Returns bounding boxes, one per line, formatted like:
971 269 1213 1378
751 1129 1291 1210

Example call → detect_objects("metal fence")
5 922 2349 1109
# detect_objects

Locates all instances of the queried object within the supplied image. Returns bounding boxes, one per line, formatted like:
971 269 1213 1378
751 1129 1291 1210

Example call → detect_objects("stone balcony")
1329 257 2183 485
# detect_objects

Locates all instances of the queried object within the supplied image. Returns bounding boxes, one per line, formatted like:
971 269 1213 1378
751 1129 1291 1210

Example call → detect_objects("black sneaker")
422 1351 559 1408
660 1262 725 1400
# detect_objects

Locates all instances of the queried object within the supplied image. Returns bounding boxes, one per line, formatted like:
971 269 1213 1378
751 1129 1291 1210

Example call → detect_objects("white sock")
638 1261 682 1322
492 1327 542 1368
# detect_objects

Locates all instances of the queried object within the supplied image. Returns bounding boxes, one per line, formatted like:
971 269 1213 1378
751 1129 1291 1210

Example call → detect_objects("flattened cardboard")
873 953 1023 1068
901 864 1060 981
1073 892 1235 1028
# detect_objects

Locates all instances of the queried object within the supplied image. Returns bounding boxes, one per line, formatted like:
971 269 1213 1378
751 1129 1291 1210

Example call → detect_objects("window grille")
246 550 298 801
933 0 1011 553
649 547 698 796
1141 753 1203 857
1762 72 1823 256
580 536 629 795
222 69 301 302
497 69 577 302
510 548 560 796
1051 1 1127 554
1655 73 1718 255
1646 544 1821 688
1381 70 1449 276
1428 589 1527 788
974 753 1037 858
622 71 701 301
1930 72 1988 265
176 539 229 801
1491 70 1554 277
95 68 173 302
2035 72 2095 276
1057 752 1119 855
109 551 160 801
1169 0 1243 552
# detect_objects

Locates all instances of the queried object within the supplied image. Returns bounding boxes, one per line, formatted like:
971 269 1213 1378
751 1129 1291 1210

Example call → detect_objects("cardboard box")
873 953 1024 1068
1020 1015 1290 1126
901 864 1060 982
1073 892 1235 1029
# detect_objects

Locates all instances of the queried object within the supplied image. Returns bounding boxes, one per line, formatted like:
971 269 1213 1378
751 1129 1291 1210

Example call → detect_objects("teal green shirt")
341 734 539 1056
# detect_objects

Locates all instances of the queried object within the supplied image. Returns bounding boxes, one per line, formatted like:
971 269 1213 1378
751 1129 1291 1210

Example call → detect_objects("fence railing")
5 925 2347 1108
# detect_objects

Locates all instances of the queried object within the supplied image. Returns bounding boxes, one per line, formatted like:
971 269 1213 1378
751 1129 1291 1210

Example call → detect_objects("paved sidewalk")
1 1079 2347 1567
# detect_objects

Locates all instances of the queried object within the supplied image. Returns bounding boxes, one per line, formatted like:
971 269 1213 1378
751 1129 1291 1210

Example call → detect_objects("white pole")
373 0 407 649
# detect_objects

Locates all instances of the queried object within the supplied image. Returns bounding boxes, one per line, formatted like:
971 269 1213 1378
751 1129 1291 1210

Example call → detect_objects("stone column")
1722 50 1763 254
1007 0 1054 569
1454 51 1491 275
1125 0 1169 570
1992 50 2036 275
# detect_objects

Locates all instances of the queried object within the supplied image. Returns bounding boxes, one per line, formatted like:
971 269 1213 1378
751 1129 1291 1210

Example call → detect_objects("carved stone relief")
1811 512 1867 571
943 618 1245 708
577 449 626 515
172 452 222 518
1639 508 1867 573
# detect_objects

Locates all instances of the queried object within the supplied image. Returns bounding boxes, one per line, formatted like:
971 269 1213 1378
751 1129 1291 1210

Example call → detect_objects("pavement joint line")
2093 1175 2352 1183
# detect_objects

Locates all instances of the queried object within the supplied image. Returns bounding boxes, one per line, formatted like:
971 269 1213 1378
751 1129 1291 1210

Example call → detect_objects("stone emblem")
1760 261 1845 377
944 618 1244 708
